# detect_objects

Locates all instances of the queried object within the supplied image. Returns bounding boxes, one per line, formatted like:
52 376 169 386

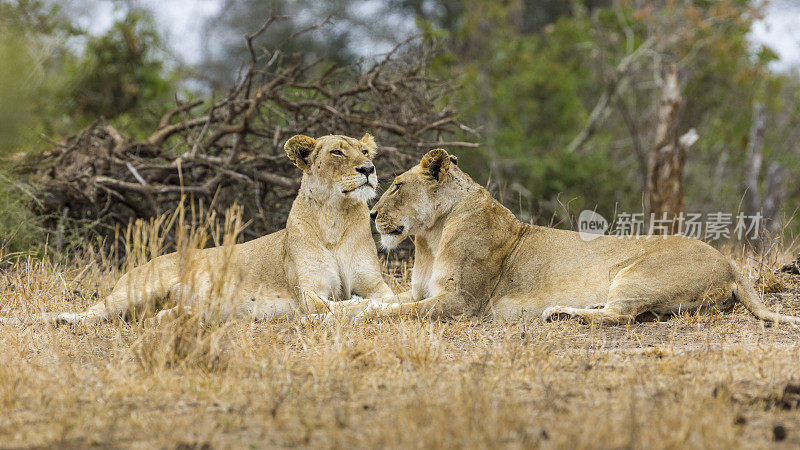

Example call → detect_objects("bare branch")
158 100 204 129
33 27 475 254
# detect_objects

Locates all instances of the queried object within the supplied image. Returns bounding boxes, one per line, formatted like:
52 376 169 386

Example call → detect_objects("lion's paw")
54 311 105 327
354 299 395 322
542 306 577 322
54 312 79 326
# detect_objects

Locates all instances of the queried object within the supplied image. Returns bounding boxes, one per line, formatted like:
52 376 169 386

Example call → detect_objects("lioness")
5 134 394 326
363 148 800 325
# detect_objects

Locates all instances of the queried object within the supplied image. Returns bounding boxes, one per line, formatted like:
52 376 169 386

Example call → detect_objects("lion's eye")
391 182 402 193
331 149 345 156
362 148 369 155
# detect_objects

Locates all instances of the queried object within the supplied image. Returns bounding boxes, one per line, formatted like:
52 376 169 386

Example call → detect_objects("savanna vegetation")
2 0 800 448
2 209 800 448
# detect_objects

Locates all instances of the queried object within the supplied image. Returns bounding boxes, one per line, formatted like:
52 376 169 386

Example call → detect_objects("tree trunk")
762 162 786 243
743 102 786 250
647 66 697 234
744 102 766 216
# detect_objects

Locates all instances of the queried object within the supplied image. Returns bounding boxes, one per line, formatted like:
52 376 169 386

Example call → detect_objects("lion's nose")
356 164 375 177
370 211 378 221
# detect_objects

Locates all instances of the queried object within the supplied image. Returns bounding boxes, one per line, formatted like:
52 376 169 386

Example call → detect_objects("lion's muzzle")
374 217 404 236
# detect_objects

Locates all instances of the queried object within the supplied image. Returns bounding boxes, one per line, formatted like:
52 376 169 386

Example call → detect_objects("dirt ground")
2 256 800 449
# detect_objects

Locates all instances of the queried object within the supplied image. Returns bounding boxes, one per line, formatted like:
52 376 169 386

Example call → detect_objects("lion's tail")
0 312 63 326
732 264 800 325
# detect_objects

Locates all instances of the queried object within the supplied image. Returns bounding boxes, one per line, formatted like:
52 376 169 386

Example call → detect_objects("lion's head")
284 133 379 203
370 148 458 249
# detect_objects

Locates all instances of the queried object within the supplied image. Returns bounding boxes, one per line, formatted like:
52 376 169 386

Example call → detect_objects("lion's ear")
284 135 316 171
361 133 377 157
420 148 451 183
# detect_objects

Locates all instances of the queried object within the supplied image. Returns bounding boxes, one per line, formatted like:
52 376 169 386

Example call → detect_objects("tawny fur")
12 134 394 326
364 148 800 325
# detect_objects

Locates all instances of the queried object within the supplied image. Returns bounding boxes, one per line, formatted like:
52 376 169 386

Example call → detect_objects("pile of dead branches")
33 17 474 250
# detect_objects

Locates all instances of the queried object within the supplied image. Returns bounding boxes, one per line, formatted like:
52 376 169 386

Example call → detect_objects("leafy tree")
416 0 800 231
0 0 82 253
422 1 632 221
60 10 177 134
0 2 179 253
0 0 80 155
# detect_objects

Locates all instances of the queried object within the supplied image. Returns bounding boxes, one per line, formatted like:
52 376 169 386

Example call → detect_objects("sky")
66 0 222 64
72 0 800 71
136 0 223 64
750 0 800 71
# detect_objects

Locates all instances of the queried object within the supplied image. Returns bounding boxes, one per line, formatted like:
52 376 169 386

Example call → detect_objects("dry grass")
2 215 800 448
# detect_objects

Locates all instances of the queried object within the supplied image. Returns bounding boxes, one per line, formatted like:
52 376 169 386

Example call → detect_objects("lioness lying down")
364 148 800 325
3 134 394 326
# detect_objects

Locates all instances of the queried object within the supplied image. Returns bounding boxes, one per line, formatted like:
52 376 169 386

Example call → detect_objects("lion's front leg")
542 304 635 325
350 262 395 302
355 291 466 322
297 290 334 314
384 290 417 303
312 295 374 322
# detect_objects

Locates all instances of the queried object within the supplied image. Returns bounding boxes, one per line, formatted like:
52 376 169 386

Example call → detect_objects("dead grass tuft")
131 311 233 372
